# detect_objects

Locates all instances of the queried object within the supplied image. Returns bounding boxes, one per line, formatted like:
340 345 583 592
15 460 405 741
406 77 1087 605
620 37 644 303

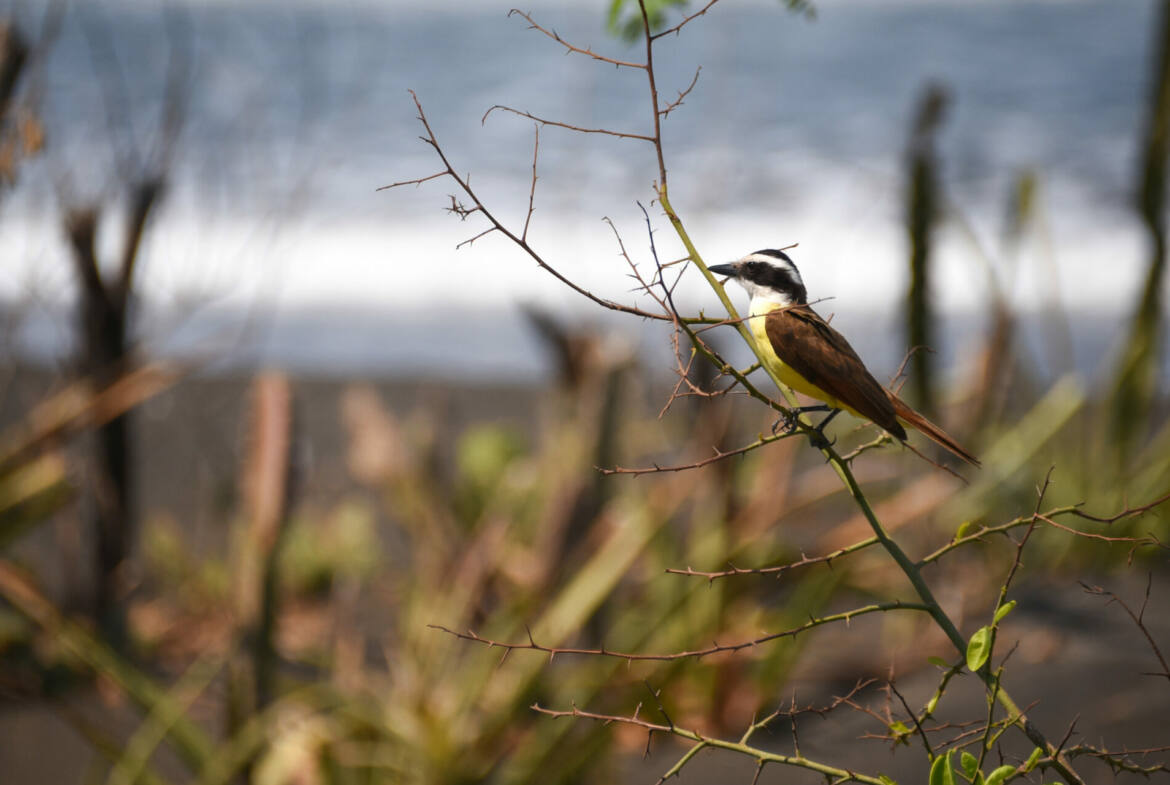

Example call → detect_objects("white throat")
738 279 797 310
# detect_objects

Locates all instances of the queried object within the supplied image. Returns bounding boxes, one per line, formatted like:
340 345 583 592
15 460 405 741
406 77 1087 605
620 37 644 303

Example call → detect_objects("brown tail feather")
889 396 981 468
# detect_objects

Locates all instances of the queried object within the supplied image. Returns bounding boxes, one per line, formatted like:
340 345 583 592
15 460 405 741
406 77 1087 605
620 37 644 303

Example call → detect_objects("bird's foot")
808 429 835 450
771 413 794 435
772 405 834 439
808 408 842 450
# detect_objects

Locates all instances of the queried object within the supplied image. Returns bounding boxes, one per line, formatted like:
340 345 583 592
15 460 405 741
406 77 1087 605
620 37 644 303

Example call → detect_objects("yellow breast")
747 299 846 410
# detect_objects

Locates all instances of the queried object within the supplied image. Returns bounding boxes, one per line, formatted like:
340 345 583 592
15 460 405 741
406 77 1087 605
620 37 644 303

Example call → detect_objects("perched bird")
708 249 980 467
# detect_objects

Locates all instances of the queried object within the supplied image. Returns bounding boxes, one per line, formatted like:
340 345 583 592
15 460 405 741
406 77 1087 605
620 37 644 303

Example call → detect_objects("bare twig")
531 701 889 785
888 678 934 759
375 170 446 190
382 91 671 322
598 429 796 476
650 0 725 40
482 104 655 143
522 124 540 242
1064 743 1170 776
508 9 647 70
920 490 1170 567
1080 577 1170 684
430 601 931 662
666 536 879 582
660 66 701 117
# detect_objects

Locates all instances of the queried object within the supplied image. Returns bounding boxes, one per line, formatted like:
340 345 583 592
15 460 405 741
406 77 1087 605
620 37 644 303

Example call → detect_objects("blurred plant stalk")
227 372 296 777
1113 0 1170 461
904 82 949 419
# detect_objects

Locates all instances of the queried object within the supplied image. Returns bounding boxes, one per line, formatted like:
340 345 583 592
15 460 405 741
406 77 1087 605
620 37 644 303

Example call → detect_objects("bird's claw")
771 411 799 436
809 429 836 451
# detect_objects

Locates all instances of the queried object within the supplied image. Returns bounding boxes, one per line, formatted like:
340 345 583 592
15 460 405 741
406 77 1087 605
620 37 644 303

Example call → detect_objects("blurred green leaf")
1023 746 1044 771
924 694 939 716
948 375 1085 521
0 452 69 550
606 0 688 41
458 424 524 486
0 563 217 770
960 751 979 778
107 654 224 785
195 685 346 785
993 600 1017 625
966 626 992 672
454 424 526 523
0 607 28 647
606 0 814 43
280 500 380 595
930 749 956 785
985 765 1017 785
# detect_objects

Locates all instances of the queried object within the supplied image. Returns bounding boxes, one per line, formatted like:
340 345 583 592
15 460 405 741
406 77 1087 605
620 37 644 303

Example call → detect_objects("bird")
707 249 980 467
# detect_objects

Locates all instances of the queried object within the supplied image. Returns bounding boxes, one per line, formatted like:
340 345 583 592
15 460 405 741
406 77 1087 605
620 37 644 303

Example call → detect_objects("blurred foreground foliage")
0 314 1167 783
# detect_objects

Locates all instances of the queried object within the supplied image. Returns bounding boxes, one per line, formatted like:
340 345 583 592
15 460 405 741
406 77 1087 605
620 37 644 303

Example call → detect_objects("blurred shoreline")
4 301 1163 384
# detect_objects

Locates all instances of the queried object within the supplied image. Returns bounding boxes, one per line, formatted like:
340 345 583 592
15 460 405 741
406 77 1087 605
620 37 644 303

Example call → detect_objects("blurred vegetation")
1113 0 1170 463
0 2 1169 785
605 0 814 42
904 82 949 419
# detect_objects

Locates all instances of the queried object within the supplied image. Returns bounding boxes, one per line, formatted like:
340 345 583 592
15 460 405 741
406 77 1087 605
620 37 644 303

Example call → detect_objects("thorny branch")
1065 743 1170 776
921 489 1170 566
532 679 890 785
482 104 656 143
1080 577 1170 684
669 489 1170 584
974 468 1055 742
380 1 1170 782
597 429 796 476
667 536 880 582
430 600 931 663
522 124 539 242
650 0 724 41
507 9 646 70
380 91 671 323
660 66 701 117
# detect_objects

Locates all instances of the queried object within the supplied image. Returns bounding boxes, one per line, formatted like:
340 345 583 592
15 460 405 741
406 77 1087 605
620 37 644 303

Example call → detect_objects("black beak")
707 263 738 277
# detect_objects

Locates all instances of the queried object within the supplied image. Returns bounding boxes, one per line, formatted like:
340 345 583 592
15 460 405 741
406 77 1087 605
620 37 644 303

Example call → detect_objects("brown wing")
764 306 906 439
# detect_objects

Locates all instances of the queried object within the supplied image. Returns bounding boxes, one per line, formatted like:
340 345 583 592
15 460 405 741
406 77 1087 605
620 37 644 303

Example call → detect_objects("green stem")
663 729 888 785
822 451 1084 785
660 181 1087 785
646 4 1081 777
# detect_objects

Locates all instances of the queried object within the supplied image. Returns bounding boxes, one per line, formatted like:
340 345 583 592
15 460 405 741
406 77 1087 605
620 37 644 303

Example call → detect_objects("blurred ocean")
1 0 1164 381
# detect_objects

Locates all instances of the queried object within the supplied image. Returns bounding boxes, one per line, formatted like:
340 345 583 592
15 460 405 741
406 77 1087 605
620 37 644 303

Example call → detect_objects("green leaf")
1023 747 1044 771
606 0 814 42
966 626 993 672
955 520 977 538
927 655 950 669
993 600 1017 625
929 750 956 785
879 777 899 785
960 751 979 778
985 765 1017 785
606 0 622 31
